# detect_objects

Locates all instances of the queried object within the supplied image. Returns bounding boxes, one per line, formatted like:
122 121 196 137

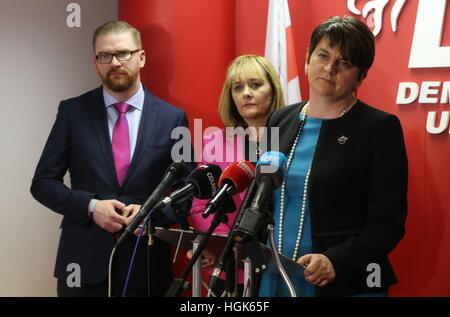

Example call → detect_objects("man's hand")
92 199 127 233
123 204 145 236
297 253 336 287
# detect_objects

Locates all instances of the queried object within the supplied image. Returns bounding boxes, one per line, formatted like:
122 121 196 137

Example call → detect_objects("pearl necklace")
339 98 358 117
277 99 356 260
277 104 309 260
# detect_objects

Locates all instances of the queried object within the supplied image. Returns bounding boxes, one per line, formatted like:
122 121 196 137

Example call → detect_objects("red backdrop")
120 0 450 296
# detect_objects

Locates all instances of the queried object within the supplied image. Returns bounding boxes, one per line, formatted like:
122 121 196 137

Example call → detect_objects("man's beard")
100 67 138 92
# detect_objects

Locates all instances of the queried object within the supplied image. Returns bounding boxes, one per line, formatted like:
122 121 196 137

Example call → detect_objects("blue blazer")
31 86 189 290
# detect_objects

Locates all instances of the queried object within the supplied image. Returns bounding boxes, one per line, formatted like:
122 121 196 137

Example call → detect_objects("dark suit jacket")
31 86 189 293
267 100 408 296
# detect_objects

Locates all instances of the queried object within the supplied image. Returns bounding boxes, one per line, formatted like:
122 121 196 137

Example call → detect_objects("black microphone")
116 162 188 245
152 164 222 213
208 152 286 290
202 160 255 219
234 151 287 242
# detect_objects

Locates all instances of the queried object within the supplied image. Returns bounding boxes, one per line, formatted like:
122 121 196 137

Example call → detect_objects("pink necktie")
112 102 130 186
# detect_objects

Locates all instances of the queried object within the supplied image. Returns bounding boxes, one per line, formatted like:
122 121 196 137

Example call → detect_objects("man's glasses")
95 50 141 64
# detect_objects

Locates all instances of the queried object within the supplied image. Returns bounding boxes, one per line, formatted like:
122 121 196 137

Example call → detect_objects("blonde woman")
189 55 285 296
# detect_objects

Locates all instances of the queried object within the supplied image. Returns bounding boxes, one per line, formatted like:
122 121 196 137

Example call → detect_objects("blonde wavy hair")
218 55 285 128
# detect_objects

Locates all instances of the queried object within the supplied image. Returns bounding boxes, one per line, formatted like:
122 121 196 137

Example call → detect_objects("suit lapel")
280 112 302 155
122 88 159 186
89 87 119 187
271 102 307 155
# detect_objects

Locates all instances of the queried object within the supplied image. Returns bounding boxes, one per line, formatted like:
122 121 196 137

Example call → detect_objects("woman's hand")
186 249 216 269
297 253 336 287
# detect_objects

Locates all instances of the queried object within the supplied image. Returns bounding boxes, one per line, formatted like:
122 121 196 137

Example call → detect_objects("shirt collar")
103 83 144 111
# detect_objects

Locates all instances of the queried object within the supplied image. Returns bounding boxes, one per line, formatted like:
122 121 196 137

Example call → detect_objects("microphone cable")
108 211 150 297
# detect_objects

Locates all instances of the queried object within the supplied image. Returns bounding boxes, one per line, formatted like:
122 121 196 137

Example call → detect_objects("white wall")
0 0 117 296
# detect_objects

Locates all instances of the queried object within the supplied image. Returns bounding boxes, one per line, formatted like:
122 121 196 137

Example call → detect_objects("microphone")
202 160 255 219
208 153 286 290
234 151 287 242
152 164 222 213
117 162 187 245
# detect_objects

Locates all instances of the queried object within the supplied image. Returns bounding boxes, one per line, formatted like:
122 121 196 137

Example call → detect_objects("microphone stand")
224 250 237 297
215 184 297 297
108 206 165 297
266 223 296 297
147 219 156 297
108 244 118 297
164 210 227 297
208 180 257 294
147 202 190 297
173 202 191 231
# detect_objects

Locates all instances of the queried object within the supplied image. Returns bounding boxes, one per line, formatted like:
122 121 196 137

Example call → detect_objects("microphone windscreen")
188 164 222 199
167 161 188 179
255 151 287 188
218 160 256 192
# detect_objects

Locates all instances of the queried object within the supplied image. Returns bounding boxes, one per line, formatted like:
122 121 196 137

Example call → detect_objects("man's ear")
139 50 146 68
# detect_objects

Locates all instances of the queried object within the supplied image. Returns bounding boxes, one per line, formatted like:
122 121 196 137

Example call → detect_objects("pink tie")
112 102 130 186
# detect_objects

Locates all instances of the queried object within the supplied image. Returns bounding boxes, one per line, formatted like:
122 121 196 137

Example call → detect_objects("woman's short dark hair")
307 16 375 80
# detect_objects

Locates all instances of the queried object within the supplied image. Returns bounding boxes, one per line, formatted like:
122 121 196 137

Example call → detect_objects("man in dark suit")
31 21 189 296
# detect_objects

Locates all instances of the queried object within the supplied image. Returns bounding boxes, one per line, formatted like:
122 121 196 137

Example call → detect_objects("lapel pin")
338 135 348 144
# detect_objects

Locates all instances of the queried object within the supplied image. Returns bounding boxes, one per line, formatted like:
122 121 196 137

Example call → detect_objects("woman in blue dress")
259 16 408 297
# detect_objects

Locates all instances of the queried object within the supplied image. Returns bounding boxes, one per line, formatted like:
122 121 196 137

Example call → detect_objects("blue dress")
259 116 322 297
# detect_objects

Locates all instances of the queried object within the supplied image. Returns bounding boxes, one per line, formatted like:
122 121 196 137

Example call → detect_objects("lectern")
155 227 304 297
